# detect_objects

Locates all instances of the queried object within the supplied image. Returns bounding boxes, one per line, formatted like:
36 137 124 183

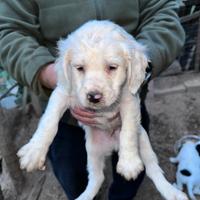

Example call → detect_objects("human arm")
0 0 55 98
136 0 185 77
38 63 57 89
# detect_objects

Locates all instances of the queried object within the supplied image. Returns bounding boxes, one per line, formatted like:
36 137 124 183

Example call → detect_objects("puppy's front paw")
161 183 188 200
116 155 144 180
17 140 48 172
174 191 188 200
168 188 188 200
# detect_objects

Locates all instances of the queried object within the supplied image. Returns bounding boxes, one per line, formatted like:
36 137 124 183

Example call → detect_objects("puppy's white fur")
17 20 188 200
170 139 200 200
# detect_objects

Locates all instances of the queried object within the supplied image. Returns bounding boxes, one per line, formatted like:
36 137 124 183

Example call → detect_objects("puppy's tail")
169 156 179 164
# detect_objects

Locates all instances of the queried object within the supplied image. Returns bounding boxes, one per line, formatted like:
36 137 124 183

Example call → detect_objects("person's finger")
71 110 98 126
72 107 96 118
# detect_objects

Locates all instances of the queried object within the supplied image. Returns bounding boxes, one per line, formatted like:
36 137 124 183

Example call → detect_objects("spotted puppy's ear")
195 143 200 156
55 38 72 94
127 40 149 95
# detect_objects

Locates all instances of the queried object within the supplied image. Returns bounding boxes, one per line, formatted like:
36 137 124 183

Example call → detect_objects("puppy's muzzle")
87 91 103 104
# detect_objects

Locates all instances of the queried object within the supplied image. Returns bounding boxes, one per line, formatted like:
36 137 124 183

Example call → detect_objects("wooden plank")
180 11 200 23
195 17 200 71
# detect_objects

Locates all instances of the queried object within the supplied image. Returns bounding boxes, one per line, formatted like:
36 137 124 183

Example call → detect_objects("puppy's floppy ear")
195 143 200 156
126 40 148 94
55 38 72 94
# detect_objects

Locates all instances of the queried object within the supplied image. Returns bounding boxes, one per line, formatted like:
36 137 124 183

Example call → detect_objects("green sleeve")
136 0 185 77
0 0 55 97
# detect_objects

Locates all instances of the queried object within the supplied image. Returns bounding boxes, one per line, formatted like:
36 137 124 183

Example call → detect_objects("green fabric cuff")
25 48 56 100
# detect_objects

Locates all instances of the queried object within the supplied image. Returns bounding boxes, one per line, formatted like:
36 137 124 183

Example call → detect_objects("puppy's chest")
87 127 120 153
84 107 121 152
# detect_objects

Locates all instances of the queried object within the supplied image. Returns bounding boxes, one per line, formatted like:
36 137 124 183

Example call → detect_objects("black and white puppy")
170 135 200 200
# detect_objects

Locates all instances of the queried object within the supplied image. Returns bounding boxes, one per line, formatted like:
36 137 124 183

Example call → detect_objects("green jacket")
0 0 185 100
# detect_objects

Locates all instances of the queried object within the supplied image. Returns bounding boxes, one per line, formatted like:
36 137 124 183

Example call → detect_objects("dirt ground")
1 72 200 200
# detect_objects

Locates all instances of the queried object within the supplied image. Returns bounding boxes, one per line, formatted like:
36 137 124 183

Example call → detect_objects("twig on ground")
0 83 18 101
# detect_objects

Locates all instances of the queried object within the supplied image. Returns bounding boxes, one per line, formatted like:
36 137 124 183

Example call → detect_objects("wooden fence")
179 1 200 72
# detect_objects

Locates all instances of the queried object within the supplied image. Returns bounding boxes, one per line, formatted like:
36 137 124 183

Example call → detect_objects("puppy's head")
57 20 148 110
174 135 200 154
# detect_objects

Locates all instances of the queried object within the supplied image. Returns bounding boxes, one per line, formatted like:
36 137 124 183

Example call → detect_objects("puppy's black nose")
87 91 102 104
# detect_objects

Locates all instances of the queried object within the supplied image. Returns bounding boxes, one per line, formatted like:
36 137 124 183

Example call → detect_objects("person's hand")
38 63 57 89
71 107 121 130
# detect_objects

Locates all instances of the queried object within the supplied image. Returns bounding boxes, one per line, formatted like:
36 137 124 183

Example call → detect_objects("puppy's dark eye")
107 64 118 71
75 65 85 72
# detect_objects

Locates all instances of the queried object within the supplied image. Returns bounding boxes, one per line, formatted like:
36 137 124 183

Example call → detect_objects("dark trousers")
48 103 150 200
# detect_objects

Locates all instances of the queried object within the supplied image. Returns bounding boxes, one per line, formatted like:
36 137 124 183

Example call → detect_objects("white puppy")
17 20 188 200
170 135 200 200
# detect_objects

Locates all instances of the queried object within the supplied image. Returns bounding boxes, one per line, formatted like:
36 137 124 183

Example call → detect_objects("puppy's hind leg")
170 155 184 191
139 126 188 200
174 172 184 191
193 185 200 195
187 182 197 200
75 130 106 200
